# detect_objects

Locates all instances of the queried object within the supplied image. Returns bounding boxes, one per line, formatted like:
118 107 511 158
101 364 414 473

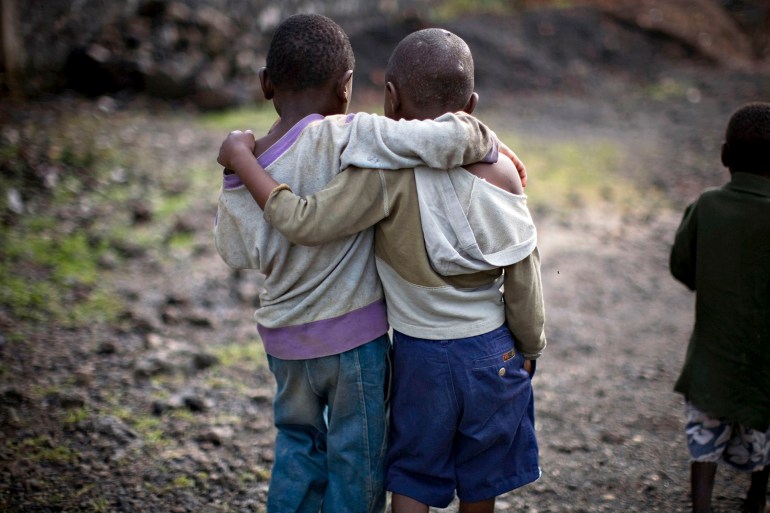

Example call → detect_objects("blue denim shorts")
385 325 540 507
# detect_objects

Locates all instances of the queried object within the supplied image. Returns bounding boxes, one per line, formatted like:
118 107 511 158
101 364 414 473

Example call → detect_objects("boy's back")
671 171 770 430
216 114 386 358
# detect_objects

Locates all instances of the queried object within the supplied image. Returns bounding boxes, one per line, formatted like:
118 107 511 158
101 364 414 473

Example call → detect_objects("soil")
1 5 770 513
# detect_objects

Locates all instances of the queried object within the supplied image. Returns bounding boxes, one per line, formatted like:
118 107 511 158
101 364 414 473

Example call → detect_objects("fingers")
498 140 527 188
217 130 257 168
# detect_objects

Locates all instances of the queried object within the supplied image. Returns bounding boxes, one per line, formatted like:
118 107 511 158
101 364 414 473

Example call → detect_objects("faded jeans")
266 335 390 513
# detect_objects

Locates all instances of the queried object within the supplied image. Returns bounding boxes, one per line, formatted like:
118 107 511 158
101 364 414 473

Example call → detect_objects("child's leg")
691 461 717 513
390 492 429 513
458 498 495 513
267 355 328 513
745 465 770 513
324 335 390 513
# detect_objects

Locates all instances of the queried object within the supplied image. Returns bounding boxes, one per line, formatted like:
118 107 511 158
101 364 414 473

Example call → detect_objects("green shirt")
670 172 770 430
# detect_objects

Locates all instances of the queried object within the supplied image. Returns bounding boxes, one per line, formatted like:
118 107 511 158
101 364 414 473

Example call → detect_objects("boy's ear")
336 70 354 103
462 92 479 115
259 67 274 100
385 82 401 114
721 142 731 168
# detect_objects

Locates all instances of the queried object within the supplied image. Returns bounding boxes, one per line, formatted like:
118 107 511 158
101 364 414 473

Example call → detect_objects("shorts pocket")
472 346 518 371
467 348 530 427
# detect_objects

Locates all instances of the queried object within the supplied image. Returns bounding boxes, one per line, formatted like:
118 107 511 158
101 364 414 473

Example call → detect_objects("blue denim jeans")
266 335 390 513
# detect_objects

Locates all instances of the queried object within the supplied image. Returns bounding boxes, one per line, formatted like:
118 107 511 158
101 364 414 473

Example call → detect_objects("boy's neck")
255 89 346 156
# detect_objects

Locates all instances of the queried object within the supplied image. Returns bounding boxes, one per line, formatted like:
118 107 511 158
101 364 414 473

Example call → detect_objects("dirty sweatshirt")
214 112 497 360
264 167 547 359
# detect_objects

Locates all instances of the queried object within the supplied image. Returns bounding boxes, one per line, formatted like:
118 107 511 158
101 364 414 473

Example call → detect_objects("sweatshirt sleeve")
339 112 498 171
264 169 389 246
670 201 698 291
503 248 547 359
213 185 260 269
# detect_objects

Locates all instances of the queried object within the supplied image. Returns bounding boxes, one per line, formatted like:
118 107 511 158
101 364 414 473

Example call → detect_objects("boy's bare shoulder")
464 154 524 195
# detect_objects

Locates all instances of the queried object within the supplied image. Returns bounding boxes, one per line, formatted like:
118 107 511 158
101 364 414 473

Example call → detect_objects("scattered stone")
94 414 138 445
134 355 176 379
96 340 118 355
192 352 219 371
196 426 233 446
44 391 86 409
1 388 26 407
599 430 626 445
130 199 153 224
163 389 212 413
186 310 214 328
181 394 209 413
249 388 272 406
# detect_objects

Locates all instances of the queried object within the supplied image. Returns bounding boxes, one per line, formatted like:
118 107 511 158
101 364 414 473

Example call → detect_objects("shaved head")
385 28 474 112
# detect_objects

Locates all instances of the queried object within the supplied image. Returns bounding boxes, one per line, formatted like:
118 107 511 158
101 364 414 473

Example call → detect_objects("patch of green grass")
170 474 196 490
644 77 691 102
0 111 133 329
433 0 511 19
132 416 170 448
62 406 90 425
18 435 79 464
199 104 277 133
212 339 267 369
494 131 659 216
433 0 575 19
0 222 122 326
90 497 111 513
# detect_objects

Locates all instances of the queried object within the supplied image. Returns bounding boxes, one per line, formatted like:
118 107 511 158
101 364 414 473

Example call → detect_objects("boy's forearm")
504 250 547 359
264 169 388 246
340 112 496 171
229 154 280 210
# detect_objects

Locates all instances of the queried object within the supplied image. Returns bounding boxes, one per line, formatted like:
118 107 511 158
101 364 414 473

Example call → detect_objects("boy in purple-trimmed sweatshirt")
213 15 500 513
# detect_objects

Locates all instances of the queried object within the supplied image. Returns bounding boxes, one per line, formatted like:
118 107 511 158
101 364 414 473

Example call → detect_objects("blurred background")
1 1 769 512
2 0 768 107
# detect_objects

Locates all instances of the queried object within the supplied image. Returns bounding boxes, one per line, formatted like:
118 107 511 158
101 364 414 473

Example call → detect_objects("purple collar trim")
258 113 325 167
222 113 325 190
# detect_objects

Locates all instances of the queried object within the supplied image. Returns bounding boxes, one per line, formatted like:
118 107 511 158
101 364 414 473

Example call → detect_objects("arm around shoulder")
503 248 546 359
264 168 390 246
464 154 524 194
340 112 497 171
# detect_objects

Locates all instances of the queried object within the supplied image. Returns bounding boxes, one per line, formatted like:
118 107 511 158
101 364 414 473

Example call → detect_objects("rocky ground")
1 4 769 513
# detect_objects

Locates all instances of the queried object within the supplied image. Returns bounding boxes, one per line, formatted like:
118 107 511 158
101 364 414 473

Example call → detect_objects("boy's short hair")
266 14 354 92
386 28 474 111
723 102 770 175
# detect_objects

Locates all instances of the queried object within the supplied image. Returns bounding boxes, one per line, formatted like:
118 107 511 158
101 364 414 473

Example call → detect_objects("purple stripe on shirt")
221 113 326 190
258 299 389 360
259 113 325 168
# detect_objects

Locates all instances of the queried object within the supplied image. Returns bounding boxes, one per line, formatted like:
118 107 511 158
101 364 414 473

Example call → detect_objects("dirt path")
2 6 770 511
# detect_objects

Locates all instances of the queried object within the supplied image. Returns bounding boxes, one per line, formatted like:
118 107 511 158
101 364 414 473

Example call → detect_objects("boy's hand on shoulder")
465 154 524 195
218 130 257 172
498 140 527 188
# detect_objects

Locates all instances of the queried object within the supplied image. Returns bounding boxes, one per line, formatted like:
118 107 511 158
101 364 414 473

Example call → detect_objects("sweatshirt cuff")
481 138 499 164
263 184 293 223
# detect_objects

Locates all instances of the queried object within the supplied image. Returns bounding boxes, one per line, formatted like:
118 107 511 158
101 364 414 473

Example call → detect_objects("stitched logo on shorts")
502 348 516 361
